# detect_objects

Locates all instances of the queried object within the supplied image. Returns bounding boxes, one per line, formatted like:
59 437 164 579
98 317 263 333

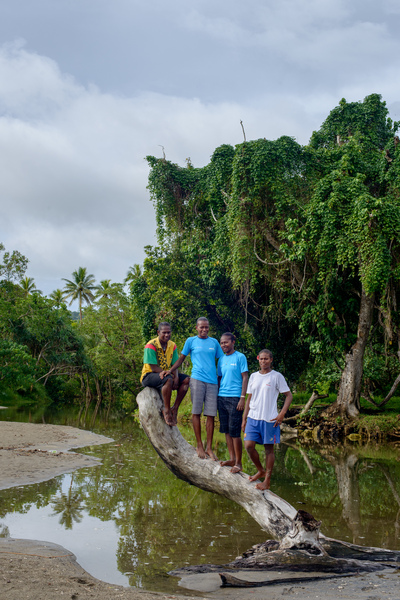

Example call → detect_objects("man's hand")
241 417 247 432
159 370 167 380
272 411 285 427
237 398 245 411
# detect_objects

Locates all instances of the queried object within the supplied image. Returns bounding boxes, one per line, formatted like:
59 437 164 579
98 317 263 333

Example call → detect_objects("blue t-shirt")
181 336 224 384
218 351 248 397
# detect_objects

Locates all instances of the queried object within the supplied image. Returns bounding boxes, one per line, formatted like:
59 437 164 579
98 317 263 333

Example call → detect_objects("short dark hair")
258 349 273 359
196 317 209 325
157 322 171 332
221 332 235 342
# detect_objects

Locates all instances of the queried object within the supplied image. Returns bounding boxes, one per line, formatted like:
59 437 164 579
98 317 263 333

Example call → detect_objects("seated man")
140 322 189 426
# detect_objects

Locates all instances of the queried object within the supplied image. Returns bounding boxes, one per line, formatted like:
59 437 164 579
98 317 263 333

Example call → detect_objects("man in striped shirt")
140 322 189 426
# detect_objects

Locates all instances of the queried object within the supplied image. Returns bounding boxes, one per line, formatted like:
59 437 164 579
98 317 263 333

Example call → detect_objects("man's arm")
272 391 293 427
167 353 186 375
149 364 167 379
237 371 249 410
241 393 252 431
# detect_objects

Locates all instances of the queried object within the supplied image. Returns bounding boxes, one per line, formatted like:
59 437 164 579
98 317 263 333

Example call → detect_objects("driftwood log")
137 387 400 581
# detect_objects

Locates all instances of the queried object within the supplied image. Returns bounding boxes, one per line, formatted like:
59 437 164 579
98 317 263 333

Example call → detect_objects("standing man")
168 317 223 459
140 322 190 426
217 333 248 473
242 349 292 490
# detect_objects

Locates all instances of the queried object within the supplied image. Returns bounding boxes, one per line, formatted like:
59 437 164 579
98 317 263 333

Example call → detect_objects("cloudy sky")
1 0 400 296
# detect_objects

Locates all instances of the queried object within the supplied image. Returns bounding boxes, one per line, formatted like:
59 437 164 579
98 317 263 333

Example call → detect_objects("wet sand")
0 420 399 600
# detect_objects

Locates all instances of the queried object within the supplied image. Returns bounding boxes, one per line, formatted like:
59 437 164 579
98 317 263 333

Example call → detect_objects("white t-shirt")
246 370 290 422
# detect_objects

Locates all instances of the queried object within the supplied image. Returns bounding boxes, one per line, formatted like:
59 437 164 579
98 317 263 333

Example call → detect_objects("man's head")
220 332 235 355
157 322 172 344
257 349 273 372
196 317 209 339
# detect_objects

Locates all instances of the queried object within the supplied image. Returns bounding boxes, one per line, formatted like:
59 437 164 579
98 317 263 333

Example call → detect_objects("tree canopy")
131 94 400 418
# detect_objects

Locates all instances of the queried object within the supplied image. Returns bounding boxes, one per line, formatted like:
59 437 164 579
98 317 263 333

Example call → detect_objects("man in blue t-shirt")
168 317 223 459
217 333 248 473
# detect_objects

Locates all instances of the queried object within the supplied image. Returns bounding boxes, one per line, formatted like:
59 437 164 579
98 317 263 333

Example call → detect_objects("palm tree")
95 279 113 299
49 288 66 308
95 279 124 300
124 264 141 286
19 276 42 297
62 267 97 321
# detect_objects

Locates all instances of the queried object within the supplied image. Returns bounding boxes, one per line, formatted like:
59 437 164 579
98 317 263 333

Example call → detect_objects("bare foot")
220 459 235 467
230 464 242 474
205 449 219 461
249 470 265 482
196 444 207 459
255 479 270 490
162 409 174 427
171 406 178 425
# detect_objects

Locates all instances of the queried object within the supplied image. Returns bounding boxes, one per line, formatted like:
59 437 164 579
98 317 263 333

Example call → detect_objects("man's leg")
255 444 275 490
171 376 190 424
220 432 235 467
245 439 266 482
160 377 174 426
142 373 175 426
192 413 206 459
231 436 243 473
205 415 218 461
204 383 218 461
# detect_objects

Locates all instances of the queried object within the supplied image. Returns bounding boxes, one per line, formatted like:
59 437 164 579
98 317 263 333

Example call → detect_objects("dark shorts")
244 417 280 445
217 396 243 438
142 372 189 390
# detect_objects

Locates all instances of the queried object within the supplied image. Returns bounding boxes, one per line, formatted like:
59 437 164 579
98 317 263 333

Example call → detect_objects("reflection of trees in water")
377 464 400 547
51 475 84 530
330 453 361 544
283 441 400 549
0 523 10 537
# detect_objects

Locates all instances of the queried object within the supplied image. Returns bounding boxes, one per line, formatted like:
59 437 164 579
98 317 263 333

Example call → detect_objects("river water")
0 405 399 594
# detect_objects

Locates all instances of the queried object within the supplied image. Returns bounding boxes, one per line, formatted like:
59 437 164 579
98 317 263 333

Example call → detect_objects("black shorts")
142 372 189 390
217 396 243 438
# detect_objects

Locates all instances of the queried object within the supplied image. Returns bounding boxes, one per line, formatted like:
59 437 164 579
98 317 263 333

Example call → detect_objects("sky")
1 0 400 297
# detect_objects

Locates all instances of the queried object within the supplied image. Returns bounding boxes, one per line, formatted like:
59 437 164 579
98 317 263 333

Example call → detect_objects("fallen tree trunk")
137 386 296 540
137 387 400 575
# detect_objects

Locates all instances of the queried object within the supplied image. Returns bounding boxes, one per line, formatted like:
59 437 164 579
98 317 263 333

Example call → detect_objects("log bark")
137 386 297 540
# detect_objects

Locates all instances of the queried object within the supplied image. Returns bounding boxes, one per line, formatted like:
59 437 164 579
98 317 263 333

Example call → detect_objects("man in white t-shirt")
242 349 292 491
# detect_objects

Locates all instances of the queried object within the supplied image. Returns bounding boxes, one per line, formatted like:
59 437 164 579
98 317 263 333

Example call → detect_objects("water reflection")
51 475 83 529
0 406 400 592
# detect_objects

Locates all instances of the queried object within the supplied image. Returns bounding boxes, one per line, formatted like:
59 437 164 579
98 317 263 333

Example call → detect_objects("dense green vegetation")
0 248 143 415
130 94 400 422
1 94 400 432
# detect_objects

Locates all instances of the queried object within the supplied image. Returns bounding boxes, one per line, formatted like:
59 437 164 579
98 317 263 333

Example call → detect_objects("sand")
1 420 399 600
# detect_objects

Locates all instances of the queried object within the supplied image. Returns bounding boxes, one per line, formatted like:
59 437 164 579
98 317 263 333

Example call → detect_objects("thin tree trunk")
328 288 374 418
91 377 103 425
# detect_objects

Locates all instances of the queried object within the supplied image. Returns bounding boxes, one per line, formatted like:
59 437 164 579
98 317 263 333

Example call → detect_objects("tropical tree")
62 267 97 321
19 276 42 297
0 243 28 282
95 279 123 299
140 94 400 420
49 289 66 307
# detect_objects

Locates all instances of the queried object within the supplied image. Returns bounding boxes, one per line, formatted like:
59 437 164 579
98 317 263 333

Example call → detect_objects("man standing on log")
217 333 248 473
140 322 190 426
167 317 224 459
242 349 292 490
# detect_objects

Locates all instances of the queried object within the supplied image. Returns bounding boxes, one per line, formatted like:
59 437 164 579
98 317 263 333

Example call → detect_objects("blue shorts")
244 417 280 445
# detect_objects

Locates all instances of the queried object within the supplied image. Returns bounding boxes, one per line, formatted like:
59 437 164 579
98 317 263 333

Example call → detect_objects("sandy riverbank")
0 420 399 600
